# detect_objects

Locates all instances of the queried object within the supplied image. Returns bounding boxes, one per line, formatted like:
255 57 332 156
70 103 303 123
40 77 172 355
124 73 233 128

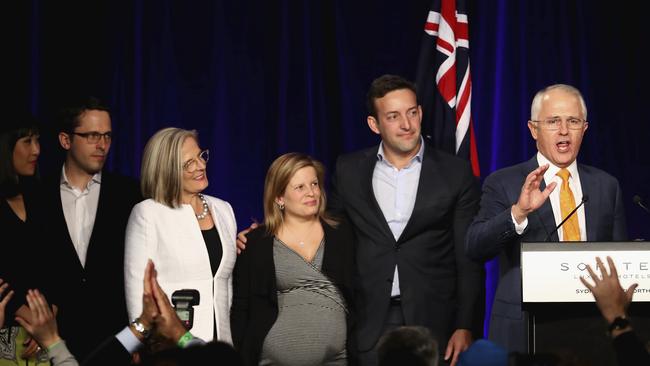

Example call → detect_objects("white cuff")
115 326 143 354
511 211 528 235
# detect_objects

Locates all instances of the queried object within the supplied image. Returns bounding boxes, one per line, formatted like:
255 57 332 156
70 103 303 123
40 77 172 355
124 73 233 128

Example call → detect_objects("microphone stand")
544 195 589 242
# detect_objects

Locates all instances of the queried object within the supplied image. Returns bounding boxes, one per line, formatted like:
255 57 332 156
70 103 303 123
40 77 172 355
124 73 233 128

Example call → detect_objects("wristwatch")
130 318 151 339
607 315 631 334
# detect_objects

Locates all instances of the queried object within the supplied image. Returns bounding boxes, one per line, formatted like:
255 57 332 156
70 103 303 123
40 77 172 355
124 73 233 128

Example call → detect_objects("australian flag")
416 0 480 176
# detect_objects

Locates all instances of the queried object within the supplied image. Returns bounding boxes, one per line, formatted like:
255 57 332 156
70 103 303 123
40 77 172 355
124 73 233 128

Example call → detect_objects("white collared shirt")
60 166 102 267
373 137 425 297
512 153 587 241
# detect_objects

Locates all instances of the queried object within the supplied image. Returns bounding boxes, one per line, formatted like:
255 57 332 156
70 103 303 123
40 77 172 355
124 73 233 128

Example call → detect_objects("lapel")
86 173 108 262
397 144 437 243
359 147 395 243
85 171 116 271
578 164 598 241
321 220 341 278
47 171 86 272
523 157 558 241
251 232 278 306
206 198 230 279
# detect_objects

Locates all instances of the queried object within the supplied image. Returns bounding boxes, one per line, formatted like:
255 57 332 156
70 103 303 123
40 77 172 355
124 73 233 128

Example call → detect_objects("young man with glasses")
465 84 627 354
37 96 142 360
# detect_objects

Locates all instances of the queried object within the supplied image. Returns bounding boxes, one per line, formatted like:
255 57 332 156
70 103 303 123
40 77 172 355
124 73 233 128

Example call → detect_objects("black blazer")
230 220 356 366
81 335 131 366
329 141 485 352
1 178 44 325
465 156 627 352
37 169 141 360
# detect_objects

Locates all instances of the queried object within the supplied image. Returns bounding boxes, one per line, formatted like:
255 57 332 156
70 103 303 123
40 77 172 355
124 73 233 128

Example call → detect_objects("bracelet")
608 315 631 335
47 340 63 352
177 331 194 348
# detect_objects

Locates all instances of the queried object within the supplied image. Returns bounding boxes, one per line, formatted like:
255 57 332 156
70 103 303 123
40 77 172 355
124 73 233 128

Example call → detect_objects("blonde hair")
140 127 198 208
263 152 337 234
530 84 587 121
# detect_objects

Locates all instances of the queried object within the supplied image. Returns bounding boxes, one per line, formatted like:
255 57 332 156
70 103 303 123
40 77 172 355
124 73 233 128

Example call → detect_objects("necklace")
195 194 209 220
283 220 318 246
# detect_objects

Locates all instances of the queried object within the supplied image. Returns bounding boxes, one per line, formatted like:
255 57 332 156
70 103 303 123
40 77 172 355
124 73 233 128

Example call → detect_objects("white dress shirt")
512 152 587 241
60 166 102 267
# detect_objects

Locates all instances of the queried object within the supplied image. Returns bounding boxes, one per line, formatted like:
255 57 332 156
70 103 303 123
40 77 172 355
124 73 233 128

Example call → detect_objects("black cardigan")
230 219 356 366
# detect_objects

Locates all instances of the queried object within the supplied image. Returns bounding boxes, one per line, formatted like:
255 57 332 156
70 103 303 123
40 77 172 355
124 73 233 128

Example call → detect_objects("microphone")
545 195 589 241
633 195 650 214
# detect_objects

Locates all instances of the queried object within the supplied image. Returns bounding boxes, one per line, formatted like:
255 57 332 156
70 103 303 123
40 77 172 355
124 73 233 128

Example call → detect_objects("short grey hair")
530 84 587 121
140 127 198 208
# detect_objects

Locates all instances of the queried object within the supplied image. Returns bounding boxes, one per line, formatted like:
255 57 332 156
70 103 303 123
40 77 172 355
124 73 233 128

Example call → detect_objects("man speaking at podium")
465 84 627 353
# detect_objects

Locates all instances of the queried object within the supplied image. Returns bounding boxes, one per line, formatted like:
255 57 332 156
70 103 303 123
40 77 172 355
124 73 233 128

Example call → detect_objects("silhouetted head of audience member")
142 341 242 366
377 326 438 366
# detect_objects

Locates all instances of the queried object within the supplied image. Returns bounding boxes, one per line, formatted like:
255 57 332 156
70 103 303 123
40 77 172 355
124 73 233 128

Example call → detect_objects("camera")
171 289 200 330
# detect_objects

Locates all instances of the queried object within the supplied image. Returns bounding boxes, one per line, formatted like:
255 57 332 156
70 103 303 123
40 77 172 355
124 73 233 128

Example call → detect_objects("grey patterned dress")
259 238 348 366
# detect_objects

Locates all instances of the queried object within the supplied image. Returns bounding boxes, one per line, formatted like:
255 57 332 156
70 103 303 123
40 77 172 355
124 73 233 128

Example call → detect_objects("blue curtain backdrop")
9 0 650 335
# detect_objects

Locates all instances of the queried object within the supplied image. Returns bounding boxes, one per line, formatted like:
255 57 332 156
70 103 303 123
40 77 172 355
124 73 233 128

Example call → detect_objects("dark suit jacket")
329 142 485 353
230 220 356 366
612 331 650 365
465 156 627 352
37 169 141 360
1 178 44 325
81 336 131 366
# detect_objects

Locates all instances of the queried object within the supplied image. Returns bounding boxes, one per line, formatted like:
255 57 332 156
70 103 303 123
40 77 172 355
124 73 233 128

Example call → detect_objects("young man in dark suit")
329 75 484 366
465 84 627 353
37 97 141 360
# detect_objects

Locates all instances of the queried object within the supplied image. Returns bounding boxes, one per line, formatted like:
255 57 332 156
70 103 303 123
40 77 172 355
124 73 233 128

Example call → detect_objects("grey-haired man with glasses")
36 96 142 360
465 84 627 353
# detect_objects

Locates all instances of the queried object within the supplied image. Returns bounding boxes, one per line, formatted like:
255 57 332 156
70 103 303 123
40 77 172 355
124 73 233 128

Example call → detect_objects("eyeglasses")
183 149 209 172
530 117 586 130
72 131 113 144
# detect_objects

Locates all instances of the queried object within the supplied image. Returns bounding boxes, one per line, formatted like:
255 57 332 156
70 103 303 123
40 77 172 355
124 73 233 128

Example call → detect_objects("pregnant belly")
260 290 348 366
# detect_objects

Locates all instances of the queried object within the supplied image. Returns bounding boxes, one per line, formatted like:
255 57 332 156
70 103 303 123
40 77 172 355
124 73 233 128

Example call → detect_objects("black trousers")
358 297 405 366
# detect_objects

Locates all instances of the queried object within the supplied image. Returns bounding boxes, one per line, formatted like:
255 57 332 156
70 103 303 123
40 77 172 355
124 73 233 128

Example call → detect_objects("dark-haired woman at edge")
0 113 49 365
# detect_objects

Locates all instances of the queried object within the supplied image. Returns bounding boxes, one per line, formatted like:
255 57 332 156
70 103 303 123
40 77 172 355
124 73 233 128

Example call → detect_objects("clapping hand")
0 279 14 329
15 290 61 349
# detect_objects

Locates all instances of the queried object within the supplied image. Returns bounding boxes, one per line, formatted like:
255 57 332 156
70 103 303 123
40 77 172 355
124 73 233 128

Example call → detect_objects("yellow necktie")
556 168 580 241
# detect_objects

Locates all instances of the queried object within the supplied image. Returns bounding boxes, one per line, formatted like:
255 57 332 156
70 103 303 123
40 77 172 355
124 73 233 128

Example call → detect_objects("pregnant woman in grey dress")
231 153 355 366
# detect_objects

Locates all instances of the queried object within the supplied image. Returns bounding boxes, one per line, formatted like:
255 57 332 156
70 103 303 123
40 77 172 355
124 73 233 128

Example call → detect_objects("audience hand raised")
130 259 158 342
15 290 61 350
579 256 637 326
149 263 187 344
0 279 14 329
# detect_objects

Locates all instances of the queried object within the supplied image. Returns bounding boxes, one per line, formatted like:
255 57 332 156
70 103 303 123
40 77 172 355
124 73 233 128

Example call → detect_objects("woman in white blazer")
124 127 237 343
